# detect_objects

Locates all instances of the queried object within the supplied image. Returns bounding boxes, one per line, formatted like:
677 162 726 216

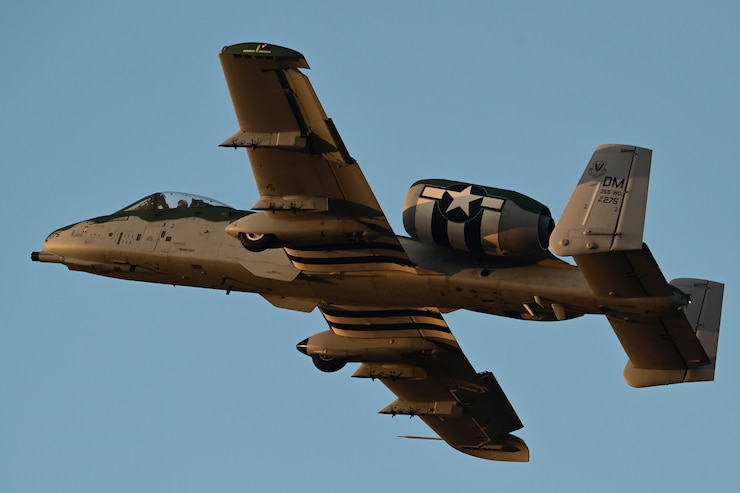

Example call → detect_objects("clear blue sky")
2 1 738 491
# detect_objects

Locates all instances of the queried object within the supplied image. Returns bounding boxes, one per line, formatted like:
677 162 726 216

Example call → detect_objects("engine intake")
403 179 553 256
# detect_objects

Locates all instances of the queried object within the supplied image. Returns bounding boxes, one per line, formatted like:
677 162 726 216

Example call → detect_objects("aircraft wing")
220 44 526 460
312 305 529 462
219 42 394 238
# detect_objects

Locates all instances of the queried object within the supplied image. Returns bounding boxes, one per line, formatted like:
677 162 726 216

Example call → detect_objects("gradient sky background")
2 1 738 491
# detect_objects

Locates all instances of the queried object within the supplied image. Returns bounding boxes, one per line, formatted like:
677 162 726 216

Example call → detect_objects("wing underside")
221 43 527 461
219 42 395 239
309 305 529 461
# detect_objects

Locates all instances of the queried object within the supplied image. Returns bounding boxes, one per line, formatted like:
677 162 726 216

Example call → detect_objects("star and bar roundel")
421 183 505 223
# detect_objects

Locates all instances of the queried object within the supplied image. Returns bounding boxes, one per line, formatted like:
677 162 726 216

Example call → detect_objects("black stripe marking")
287 241 407 253
321 307 445 320
431 206 451 247
286 254 415 267
328 322 451 333
464 212 484 253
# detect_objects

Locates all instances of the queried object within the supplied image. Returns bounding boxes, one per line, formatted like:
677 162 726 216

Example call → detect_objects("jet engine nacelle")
403 179 554 256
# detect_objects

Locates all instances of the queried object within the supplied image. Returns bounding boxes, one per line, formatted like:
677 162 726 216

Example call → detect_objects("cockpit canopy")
117 192 231 213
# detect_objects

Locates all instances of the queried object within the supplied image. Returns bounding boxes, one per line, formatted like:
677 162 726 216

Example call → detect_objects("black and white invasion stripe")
319 305 459 347
285 238 416 273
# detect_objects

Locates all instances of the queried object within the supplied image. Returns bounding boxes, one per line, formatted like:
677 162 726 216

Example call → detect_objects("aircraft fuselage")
33 203 686 322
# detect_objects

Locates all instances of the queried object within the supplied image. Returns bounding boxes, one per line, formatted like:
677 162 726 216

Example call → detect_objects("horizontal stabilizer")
551 145 651 256
623 278 724 387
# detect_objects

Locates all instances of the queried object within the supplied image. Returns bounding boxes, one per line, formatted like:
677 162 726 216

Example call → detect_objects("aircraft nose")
31 222 88 263
31 227 68 263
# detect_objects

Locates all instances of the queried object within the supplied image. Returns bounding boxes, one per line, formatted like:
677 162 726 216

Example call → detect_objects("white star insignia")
445 186 478 217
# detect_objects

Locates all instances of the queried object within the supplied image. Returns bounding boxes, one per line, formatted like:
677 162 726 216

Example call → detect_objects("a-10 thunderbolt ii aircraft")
32 42 724 462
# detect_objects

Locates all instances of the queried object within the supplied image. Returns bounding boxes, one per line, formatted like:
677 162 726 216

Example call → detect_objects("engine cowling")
403 179 554 256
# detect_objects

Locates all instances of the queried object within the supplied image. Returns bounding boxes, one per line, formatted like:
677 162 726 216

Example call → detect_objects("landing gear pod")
225 211 377 251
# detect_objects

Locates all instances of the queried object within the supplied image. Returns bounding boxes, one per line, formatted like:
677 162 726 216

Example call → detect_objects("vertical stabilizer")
550 145 651 256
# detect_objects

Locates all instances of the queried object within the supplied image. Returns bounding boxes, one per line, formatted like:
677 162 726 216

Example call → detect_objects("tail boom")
552 145 724 387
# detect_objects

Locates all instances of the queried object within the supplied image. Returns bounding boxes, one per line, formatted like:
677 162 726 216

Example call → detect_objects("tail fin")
550 144 651 256
552 145 724 387
550 144 666 298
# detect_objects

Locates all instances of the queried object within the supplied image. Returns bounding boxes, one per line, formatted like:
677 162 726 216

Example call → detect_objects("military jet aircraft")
32 42 724 462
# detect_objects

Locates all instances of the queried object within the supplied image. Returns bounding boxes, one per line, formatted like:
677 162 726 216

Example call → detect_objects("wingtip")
455 434 530 462
219 42 308 67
